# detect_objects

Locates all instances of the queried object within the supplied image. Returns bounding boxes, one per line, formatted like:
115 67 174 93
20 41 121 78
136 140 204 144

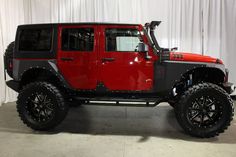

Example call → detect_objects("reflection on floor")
0 102 235 157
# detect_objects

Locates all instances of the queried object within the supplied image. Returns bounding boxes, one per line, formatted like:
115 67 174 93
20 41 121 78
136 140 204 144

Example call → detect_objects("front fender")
153 60 226 95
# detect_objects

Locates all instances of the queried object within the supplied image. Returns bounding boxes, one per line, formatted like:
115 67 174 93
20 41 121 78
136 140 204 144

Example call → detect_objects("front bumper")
6 80 20 92
222 82 235 94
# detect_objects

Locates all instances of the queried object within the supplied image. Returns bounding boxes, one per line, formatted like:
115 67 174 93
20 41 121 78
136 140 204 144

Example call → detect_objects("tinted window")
19 28 52 51
105 28 141 52
61 28 94 51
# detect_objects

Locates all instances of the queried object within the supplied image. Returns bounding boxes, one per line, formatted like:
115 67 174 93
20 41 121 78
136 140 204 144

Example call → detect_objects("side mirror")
137 42 148 52
137 43 151 60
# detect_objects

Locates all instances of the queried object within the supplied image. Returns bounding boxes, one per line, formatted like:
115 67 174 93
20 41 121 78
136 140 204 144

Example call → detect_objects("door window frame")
100 25 152 54
58 25 97 53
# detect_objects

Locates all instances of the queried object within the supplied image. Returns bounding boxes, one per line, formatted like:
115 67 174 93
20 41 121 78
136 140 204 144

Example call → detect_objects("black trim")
160 52 170 60
14 25 58 59
13 59 71 89
153 61 204 94
6 80 20 92
153 60 226 94
96 82 108 92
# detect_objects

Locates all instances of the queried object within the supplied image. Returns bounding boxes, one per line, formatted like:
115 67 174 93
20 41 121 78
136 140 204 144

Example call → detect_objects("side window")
105 28 141 52
19 28 52 51
61 28 94 51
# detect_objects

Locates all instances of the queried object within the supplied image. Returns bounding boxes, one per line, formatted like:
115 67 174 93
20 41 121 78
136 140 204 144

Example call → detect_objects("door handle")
61 57 74 61
102 58 115 62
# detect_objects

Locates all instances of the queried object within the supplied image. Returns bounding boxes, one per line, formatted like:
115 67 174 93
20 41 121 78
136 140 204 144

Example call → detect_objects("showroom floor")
0 102 235 157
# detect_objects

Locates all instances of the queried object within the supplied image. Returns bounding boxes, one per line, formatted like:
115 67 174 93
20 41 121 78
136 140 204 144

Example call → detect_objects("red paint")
57 24 155 90
56 24 222 91
98 25 154 91
57 25 99 89
170 52 223 64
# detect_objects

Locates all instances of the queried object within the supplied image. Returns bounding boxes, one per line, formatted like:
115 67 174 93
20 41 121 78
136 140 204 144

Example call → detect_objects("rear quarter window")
19 28 53 51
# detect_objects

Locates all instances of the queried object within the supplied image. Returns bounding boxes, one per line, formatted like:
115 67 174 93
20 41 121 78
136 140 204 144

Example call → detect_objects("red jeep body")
57 24 222 91
10 23 229 94
57 24 155 91
4 21 235 137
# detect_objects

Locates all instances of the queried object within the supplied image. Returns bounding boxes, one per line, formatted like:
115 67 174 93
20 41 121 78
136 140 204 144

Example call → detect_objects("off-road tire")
17 82 69 131
175 82 234 138
4 42 14 78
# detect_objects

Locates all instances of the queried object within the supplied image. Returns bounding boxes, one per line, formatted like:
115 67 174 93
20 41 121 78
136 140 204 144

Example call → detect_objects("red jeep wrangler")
4 21 235 137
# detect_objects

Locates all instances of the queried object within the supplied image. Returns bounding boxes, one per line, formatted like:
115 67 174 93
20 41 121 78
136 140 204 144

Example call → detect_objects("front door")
98 25 154 91
57 25 98 89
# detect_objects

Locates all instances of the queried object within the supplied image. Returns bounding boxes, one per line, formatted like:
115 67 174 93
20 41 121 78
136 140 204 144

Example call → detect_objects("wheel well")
173 67 225 96
19 68 63 90
187 67 225 84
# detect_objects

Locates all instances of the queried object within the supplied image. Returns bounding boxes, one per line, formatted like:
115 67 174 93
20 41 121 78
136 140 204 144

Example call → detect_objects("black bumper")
6 80 20 92
222 82 235 94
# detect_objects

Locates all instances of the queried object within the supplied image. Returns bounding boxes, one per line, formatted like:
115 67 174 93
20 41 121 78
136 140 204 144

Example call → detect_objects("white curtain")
0 0 236 105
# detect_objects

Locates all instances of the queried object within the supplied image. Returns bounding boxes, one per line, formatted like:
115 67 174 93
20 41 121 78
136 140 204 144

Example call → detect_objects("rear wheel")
4 42 14 78
17 82 69 131
175 83 234 138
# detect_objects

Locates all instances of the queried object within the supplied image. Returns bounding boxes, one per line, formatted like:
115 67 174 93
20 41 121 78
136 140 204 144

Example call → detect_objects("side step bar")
74 97 164 107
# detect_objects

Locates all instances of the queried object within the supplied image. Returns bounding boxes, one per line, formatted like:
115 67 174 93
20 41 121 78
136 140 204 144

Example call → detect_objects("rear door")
98 25 154 91
57 25 98 89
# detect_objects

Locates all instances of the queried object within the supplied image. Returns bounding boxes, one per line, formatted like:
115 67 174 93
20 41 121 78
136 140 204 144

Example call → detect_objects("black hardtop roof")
18 22 141 28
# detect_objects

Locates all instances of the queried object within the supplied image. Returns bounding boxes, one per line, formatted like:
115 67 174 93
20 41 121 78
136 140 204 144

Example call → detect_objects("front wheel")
175 83 234 138
17 82 69 131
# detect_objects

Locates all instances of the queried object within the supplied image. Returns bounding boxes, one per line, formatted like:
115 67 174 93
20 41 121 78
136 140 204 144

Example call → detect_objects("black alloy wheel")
175 83 234 138
17 82 68 131
25 92 55 124
187 95 223 128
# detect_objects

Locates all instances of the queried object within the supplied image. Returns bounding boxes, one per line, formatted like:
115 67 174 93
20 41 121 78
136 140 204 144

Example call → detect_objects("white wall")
0 0 236 105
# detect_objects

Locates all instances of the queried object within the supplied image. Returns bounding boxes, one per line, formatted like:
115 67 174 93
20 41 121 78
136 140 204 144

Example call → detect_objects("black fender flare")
153 60 226 95
13 59 71 89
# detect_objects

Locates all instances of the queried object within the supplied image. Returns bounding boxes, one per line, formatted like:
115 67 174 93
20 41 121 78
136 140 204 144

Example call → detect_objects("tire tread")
16 81 68 131
175 82 234 138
